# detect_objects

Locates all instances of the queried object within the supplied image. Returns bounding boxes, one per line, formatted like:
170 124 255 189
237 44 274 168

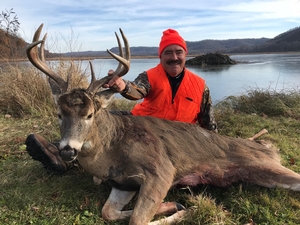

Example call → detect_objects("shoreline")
1 51 300 63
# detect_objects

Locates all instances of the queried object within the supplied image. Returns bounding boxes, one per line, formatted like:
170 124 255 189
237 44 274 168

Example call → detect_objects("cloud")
2 0 300 52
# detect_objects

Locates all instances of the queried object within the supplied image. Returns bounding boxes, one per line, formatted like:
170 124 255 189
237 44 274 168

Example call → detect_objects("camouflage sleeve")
121 71 150 100
197 85 218 133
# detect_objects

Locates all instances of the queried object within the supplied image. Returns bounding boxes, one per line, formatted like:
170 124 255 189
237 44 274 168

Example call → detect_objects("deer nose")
59 145 78 162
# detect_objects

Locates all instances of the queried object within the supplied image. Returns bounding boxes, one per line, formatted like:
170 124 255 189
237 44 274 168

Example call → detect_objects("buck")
27 24 300 225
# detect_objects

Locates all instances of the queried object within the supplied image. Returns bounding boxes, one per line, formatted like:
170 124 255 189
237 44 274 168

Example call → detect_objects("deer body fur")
59 88 300 225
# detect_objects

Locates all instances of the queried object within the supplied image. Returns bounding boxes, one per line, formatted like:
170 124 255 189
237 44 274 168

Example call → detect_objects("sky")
1 0 300 53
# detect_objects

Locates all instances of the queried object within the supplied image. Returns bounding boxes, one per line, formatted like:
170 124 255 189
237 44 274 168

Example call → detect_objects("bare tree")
0 8 20 36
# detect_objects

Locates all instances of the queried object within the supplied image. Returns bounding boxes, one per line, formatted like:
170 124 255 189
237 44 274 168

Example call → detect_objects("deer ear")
94 89 115 109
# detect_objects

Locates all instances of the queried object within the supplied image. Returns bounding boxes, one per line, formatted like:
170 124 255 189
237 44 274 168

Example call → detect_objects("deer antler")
87 28 130 94
26 23 69 93
27 24 130 95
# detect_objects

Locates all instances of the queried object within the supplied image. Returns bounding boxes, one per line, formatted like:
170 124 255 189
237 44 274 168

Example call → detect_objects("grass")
1 62 300 224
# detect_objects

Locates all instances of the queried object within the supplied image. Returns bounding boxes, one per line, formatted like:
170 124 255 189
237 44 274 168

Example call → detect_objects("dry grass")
215 88 300 119
0 60 90 117
0 64 54 117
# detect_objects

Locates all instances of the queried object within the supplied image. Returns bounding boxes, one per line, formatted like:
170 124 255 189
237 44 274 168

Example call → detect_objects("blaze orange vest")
131 64 205 123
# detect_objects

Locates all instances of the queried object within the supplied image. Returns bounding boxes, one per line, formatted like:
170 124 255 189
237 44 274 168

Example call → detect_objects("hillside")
0 28 63 60
65 27 300 56
64 38 269 57
272 26 300 43
0 28 27 59
1 26 300 59
186 38 268 54
64 46 159 58
231 27 300 53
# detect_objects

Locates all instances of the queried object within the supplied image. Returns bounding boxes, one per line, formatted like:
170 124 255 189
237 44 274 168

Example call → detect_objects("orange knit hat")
158 29 187 57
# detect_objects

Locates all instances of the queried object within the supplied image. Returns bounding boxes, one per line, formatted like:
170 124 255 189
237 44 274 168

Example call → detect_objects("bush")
215 89 300 119
0 61 90 117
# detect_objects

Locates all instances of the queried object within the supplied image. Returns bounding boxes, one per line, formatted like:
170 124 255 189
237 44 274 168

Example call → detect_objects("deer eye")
57 114 62 119
87 113 93 119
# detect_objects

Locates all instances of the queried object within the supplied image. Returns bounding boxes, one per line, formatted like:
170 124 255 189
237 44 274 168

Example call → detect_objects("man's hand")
102 69 126 92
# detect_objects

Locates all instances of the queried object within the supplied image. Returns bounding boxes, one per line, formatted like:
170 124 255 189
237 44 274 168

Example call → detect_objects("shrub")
0 61 90 117
215 89 300 119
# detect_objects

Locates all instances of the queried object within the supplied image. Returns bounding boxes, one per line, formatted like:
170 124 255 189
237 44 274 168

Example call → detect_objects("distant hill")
2 26 300 60
66 27 300 56
64 38 269 57
186 38 269 54
231 27 300 53
64 46 159 58
273 26 300 42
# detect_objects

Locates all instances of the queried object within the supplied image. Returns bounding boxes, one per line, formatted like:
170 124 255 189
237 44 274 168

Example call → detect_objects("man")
26 28 217 173
105 28 217 128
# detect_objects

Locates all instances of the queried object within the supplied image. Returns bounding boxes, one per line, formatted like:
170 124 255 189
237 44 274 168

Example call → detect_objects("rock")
185 53 236 66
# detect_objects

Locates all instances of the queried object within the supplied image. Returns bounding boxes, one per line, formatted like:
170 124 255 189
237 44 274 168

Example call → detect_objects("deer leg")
101 187 185 224
155 202 185 216
149 210 186 225
147 202 186 225
101 187 136 220
128 183 171 225
127 172 183 225
248 164 300 191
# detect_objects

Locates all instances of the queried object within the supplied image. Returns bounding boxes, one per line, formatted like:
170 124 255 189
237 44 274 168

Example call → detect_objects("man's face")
160 45 186 77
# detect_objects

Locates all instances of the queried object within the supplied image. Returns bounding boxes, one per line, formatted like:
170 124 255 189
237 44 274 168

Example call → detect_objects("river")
80 53 300 103
7 53 299 104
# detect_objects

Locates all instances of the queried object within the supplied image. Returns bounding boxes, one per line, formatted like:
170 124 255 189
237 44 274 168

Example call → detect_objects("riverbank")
2 51 300 63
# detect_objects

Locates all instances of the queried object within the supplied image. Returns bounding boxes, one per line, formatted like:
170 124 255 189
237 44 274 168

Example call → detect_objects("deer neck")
80 109 126 157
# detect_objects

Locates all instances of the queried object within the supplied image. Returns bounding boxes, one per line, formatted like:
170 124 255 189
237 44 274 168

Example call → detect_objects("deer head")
27 23 131 162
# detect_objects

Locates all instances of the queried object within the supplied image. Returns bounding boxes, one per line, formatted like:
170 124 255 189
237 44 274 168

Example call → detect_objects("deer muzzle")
59 145 78 163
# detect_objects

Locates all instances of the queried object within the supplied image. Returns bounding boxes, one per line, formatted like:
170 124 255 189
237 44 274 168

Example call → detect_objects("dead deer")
27 24 300 225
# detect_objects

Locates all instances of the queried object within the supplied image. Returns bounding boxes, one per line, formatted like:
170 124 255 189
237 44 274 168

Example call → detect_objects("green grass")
1 63 300 224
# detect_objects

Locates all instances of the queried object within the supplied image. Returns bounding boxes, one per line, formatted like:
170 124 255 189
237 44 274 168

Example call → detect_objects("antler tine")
110 31 124 76
87 28 131 94
89 61 96 83
107 28 130 77
26 23 68 93
40 30 46 62
86 60 105 93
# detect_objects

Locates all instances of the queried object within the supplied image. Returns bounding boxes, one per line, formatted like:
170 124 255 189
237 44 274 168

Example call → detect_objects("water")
12 53 298 104
83 53 300 103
